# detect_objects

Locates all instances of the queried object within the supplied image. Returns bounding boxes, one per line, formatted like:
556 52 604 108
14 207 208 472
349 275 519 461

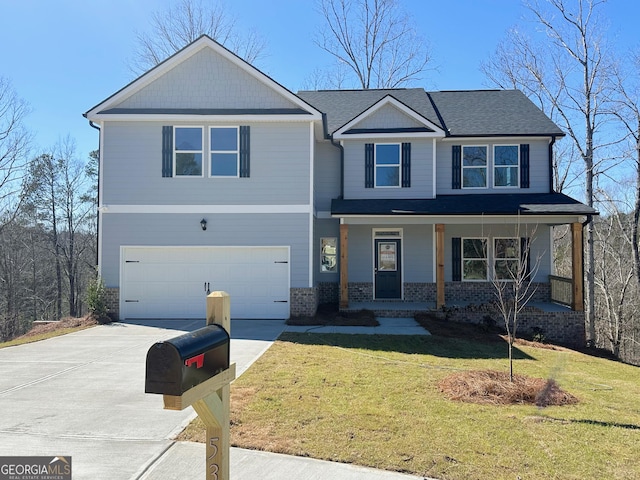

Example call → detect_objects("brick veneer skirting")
104 287 120 320
290 287 319 317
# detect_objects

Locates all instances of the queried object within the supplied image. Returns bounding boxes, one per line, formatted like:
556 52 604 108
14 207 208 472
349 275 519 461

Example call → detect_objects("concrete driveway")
0 319 285 480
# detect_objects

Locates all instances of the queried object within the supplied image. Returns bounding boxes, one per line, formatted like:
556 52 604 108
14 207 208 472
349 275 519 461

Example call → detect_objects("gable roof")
85 35 322 121
298 88 564 139
298 88 441 137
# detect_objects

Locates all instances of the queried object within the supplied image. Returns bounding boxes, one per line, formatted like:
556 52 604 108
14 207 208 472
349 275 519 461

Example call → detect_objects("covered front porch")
332 193 596 315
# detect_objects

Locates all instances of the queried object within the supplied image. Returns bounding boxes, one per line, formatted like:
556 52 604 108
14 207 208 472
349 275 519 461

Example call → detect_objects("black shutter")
520 144 530 188
401 142 411 188
162 126 173 177
452 145 461 189
452 237 462 281
365 143 374 188
521 237 531 279
240 126 250 177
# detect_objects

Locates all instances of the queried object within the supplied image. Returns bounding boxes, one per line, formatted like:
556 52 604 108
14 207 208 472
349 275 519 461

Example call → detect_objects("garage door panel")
122 247 289 319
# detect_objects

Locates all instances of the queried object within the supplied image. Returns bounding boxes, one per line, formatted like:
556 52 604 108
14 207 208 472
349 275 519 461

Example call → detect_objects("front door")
374 239 402 299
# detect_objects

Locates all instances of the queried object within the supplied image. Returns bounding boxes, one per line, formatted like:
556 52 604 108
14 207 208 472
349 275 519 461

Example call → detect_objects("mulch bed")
439 370 579 406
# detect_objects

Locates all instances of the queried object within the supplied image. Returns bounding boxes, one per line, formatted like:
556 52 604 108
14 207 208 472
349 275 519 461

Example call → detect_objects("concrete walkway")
0 317 431 480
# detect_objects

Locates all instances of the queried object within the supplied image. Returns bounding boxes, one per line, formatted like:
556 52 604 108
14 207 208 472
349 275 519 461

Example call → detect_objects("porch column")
340 223 349 309
436 224 445 308
571 222 584 312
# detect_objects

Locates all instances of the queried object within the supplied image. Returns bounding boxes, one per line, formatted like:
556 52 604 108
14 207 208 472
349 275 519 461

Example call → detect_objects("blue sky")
2 0 638 162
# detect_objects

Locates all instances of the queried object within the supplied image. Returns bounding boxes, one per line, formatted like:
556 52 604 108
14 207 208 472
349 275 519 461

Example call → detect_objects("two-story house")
85 35 596 344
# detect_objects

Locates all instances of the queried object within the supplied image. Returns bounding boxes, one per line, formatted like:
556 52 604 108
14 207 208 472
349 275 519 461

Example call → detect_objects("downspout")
89 121 101 268
549 135 556 193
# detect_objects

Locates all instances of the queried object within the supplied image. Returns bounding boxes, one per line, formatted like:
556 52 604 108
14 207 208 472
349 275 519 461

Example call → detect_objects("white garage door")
121 246 290 319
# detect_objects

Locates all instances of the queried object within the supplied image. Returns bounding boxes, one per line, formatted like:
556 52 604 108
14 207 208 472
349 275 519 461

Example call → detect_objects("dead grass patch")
439 369 579 406
1 314 104 348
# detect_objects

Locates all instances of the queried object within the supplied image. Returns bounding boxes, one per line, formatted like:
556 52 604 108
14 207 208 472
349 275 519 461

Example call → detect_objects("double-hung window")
494 145 519 187
462 146 487 188
174 127 203 177
494 238 520 280
210 127 239 177
375 143 401 187
462 238 488 281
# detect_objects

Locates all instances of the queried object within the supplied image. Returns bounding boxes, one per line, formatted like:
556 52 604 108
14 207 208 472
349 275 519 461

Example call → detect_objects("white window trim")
493 144 520 189
493 237 521 281
462 237 488 282
209 126 240 178
461 145 488 189
174 126 204 178
374 143 402 188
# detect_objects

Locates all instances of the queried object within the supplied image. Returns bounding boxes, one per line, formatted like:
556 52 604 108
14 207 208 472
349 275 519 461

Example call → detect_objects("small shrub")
86 276 110 323
531 326 546 343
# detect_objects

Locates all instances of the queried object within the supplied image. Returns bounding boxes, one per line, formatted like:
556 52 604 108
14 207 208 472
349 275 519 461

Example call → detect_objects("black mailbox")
145 324 230 396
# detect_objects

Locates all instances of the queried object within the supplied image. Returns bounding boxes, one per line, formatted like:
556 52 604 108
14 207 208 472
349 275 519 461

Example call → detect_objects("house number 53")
208 436 220 479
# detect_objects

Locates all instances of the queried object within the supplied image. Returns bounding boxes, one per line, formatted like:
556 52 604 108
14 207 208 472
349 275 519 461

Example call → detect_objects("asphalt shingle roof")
297 88 564 138
332 193 597 216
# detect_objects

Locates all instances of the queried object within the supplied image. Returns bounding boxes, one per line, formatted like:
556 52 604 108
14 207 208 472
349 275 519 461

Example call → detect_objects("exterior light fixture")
200 218 207 231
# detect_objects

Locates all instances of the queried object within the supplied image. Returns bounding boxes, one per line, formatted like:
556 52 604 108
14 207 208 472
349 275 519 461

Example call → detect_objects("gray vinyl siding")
314 218 340 284
100 213 310 288
114 48 299 110
444 223 551 282
343 138 434 199
346 224 434 283
314 140 341 212
436 138 550 194
101 121 311 205
352 104 425 130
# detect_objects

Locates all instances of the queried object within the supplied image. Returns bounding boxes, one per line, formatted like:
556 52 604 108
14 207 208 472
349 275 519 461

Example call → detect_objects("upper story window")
210 127 239 177
494 145 519 188
375 143 401 187
174 127 203 177
494 237 520 280
462 146 487 188
462 237 488 281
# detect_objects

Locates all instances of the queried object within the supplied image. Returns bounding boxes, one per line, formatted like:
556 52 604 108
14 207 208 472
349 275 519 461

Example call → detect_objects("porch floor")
342 300 573 318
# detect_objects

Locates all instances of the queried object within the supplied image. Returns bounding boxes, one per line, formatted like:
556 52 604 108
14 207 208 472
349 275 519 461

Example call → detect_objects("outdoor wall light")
200 218 207 231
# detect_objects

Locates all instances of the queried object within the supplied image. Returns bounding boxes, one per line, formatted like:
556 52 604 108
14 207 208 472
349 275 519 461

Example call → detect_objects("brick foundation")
290 287 319 317
104 287 120 320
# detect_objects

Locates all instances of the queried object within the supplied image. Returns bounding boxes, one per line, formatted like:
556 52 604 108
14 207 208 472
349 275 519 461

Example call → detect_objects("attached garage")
120 246 290 319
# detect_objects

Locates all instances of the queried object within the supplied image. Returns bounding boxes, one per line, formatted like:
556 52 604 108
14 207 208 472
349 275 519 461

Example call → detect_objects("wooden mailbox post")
145 291 236 480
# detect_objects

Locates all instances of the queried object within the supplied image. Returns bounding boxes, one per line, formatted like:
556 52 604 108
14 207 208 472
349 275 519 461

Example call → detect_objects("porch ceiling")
331 192 598 217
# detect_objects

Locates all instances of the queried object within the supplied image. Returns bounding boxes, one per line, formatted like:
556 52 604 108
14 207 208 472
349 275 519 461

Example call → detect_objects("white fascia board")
100 204 312 214
439 135 554 143
87 113 322 122
333 131 444 140
333 95 446 137
85 36 322 120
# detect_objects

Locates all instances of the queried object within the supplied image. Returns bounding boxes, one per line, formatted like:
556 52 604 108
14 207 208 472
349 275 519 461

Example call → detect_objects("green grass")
182 332 640 480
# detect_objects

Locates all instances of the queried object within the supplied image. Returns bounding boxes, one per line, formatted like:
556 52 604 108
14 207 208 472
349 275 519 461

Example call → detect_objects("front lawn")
181 330 640 480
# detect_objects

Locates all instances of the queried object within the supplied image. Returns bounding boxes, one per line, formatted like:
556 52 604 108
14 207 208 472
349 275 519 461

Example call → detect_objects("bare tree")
314 0 432 89
482 0 616 345
0 77 30 227
491 224 541 381
129 0 267 75
592 210 635 358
